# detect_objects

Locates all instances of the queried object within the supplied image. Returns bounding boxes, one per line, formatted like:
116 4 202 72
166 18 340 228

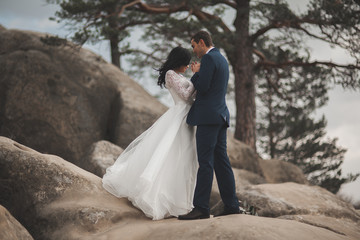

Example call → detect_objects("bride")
102 47 198 220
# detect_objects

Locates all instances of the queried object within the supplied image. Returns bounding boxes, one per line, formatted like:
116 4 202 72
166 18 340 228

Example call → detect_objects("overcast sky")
0 0 359 203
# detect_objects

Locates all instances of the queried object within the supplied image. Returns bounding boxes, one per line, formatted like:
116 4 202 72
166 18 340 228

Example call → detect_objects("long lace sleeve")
165 70 196 102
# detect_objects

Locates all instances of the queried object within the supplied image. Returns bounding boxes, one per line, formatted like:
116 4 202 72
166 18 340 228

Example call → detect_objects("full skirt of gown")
102 102 198 220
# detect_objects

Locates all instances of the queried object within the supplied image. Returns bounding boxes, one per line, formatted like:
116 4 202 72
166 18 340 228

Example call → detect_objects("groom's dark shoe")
214 207 240 217
178 208 210 220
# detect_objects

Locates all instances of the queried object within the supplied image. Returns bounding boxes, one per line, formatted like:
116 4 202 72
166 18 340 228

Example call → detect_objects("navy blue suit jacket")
186 48 230 127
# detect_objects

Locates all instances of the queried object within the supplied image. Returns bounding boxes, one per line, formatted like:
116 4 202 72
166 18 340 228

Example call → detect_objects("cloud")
327 124 360 174
315 84 360 177
2 17 66 36
0 0 65 35
0 0 59 19
338 179 360 204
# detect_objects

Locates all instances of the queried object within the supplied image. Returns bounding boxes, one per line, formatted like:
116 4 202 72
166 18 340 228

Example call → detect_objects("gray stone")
210 168 266 210
278 215 360 240
82 140 123 177
0 205 34 240
1 136 360 240
238 182 360 221
227 134 263 176
0 136 145 240
259 158 308 184
97 214 356 240
0 28 167 168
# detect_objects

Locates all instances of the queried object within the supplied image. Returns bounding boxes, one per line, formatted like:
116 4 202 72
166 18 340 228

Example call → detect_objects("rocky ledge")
1 137 359 240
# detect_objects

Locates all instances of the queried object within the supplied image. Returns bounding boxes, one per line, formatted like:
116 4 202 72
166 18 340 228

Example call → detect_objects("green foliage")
40 35 68 46
53 0 136 43
125 1 233 70
305 0 360 87
46 0 154 68
251 0 297 23
255 39 358 193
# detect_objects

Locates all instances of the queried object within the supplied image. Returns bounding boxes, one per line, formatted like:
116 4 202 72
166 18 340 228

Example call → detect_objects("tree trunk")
267 85 275 158
231 0 257 152
110 37 121 69
108 17 121 69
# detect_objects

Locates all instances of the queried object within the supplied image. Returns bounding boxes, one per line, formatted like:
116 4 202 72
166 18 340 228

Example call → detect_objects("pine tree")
123 0 360 152
255 43 358 193
47 0 154 69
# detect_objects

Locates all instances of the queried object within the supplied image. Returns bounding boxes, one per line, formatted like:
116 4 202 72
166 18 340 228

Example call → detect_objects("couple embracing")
102 31 240 220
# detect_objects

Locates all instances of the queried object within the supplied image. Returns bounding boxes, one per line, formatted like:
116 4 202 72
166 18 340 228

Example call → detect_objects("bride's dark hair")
157 46 191 88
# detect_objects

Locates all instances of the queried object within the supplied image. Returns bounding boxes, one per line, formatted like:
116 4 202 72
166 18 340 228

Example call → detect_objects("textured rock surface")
91 214 355 240
227 134 263 176
1 137 359 240
0 205 34 240
0 27 167 167
81 140 123 177
279 215 360 240
259 158 308 184
0 136 145 240
238 182 360 221
210 168 266 209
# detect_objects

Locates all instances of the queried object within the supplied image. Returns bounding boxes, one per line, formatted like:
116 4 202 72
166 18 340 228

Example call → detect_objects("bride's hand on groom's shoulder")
191 61 200 73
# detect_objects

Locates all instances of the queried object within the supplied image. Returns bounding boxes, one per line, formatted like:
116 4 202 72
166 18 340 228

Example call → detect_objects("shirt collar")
206 47 215 54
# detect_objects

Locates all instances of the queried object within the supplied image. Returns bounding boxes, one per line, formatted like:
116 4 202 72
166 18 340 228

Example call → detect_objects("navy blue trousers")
193 123 239 214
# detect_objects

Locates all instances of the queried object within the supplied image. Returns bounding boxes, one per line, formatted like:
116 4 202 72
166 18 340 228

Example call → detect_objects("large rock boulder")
210 168 266 208
0 205 33 240
1 136 359 240
0 27 167 166
238 182 360 221
259 158 308 184
81 140 123 177
0 136 145 240
227 134 263 176
279 215 360 240
98 214 354 240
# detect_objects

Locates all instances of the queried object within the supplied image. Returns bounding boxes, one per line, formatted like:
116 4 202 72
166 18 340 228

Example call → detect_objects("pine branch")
265 70 290 101
253 48 264 63
122 48 162 62
253 48 359 70
251 22 279 42
117 0 141 17
295 25 335 45
250 16 347 42
192 9 232 33
212 0 237 9
134 1 232 33
260 60 360 70
135 1 188 14
117 20 153 31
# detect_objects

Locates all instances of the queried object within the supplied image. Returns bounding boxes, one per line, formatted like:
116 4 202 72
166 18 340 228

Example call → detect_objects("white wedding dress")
102 70 198 220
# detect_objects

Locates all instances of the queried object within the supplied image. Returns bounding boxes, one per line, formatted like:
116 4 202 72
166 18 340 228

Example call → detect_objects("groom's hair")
191 31 213 47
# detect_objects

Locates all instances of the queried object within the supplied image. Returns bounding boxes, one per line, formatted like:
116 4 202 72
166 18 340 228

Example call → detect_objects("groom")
178 31 240 220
